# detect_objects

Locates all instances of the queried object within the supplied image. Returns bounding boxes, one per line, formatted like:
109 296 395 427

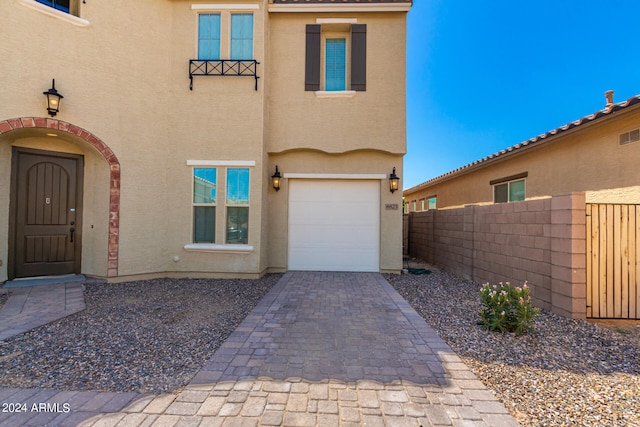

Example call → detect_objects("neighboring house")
403 93 640 320
0 0 411 281
404 92 640 209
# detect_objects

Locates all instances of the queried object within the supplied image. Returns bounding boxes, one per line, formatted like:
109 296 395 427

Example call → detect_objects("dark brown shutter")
305 24 321 91
351 24 367 91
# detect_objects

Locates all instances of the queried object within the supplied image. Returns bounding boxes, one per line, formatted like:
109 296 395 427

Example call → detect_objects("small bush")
479 282 539 335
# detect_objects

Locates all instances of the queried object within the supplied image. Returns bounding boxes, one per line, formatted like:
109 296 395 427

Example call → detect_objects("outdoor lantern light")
389 167 400 193
271 165 282 191
43 79 63 117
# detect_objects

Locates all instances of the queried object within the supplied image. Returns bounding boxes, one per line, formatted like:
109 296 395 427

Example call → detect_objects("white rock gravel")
0 275 281 394
385 264 640 427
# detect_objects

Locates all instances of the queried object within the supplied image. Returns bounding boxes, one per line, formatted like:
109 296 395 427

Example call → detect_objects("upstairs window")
230 14 254 60
35 0 80 15
191 11 258 91
325 38 346 91
37 0 69 12
198 14 221 60
305 23 367 92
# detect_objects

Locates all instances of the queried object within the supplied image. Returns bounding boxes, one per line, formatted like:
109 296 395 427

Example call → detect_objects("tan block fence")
404 193 588 319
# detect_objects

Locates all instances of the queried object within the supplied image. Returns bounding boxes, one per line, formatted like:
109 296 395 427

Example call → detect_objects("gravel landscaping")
0 289 8 311
0 275 281 394
386 261 640 427
1 268 638 426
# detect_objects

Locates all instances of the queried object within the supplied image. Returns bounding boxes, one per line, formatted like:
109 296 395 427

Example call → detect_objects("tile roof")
405 94 640 193
273 0 410 3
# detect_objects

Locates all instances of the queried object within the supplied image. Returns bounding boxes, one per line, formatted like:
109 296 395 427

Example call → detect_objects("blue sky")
404 0 640 189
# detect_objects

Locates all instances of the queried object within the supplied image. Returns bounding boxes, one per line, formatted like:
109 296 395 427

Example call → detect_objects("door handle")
69 227 75 243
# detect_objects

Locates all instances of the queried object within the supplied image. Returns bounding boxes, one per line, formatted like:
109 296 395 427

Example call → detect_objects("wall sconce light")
43 79 64 117
271 165 282 191
389 167 400 193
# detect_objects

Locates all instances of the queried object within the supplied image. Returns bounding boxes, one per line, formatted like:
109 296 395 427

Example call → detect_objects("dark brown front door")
10 148 83 278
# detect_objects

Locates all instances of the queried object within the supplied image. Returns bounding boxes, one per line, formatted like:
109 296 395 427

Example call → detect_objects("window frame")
305 23 366 93
185 161 255 253
196 11 255 61
225 168 250 245
192 168 218 243
198 13 222 60
322 33 349 92
493 178 526 203
491 173 527 204
19 0 88 25
427 197 437 210
230 13 254 60
35 0 78 15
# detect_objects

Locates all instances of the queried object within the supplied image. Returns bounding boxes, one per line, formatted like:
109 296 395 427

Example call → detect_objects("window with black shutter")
305 23 367 92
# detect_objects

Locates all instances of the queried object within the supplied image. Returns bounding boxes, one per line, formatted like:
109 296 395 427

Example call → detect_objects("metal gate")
586 204 640 319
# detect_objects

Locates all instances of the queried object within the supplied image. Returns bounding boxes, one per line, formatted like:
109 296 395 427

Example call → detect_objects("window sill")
17 0 91 26
184 244 254 254
314 90 357 99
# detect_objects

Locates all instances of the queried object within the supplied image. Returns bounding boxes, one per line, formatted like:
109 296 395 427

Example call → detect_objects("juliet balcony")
189 60 260 91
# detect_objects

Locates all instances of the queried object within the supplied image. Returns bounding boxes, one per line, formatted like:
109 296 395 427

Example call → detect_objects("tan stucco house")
403 93 640 320
404 92 640 210
0 0 411 282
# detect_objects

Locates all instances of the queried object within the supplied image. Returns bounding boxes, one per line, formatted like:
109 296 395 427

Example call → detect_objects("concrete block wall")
405 193 587 319
406 210 435 264
549 193 587 319
472 198 553 311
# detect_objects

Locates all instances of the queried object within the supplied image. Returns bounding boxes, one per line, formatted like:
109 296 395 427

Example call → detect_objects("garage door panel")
290 202 376 225
288 180 380 272
289 248 379 272
289 226 378 247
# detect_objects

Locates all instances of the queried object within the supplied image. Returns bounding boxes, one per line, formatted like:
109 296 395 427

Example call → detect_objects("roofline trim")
404 95 640 194
268 3 412 12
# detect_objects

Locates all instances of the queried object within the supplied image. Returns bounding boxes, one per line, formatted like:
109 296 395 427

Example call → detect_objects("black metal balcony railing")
189 60 260 91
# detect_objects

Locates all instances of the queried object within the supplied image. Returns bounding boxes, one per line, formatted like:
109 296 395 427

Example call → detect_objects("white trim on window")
17 0 90 26
314 90 357 98
183 243 254 253
192 4 259 10
316 18 358 24
187 160 256 167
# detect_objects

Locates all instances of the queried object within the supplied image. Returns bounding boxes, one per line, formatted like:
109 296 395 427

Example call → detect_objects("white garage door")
288 180 380 272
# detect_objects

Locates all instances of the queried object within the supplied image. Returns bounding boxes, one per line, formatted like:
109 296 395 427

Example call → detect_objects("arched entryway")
0 117 120 278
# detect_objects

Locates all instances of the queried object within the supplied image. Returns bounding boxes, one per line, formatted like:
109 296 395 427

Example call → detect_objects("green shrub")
479 281 539 335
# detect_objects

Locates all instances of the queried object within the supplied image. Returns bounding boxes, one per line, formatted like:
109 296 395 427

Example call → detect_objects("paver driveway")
0 272 520 426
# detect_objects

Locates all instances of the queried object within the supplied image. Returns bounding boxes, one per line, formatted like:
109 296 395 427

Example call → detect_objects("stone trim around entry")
0 117 120 277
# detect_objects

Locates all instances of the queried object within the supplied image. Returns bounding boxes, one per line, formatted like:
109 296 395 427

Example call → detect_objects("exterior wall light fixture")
43 79 64 117
389 167 400 193
271 165 282 191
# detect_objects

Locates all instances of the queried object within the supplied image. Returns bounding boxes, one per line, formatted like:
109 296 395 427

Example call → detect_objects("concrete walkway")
0 272 521 426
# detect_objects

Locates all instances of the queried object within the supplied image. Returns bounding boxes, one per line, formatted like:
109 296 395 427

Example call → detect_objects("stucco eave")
268 3 412 13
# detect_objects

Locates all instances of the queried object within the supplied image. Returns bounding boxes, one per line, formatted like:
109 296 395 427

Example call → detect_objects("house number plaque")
385 204 398 210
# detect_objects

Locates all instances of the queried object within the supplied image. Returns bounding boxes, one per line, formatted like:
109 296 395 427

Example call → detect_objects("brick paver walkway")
0 281 85 340
0 272 521 426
